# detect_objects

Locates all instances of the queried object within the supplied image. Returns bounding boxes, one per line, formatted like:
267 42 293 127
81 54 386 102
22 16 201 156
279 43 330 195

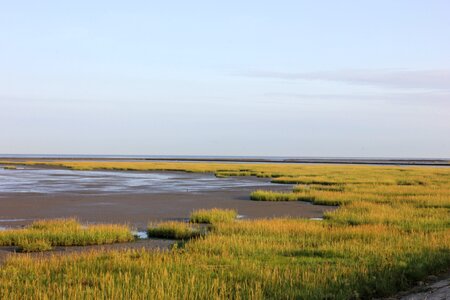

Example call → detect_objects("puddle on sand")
133 231 148 239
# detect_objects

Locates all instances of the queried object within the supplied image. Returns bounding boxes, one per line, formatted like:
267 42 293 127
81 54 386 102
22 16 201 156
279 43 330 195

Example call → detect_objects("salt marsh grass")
0 218 134 250
2 166 16 170
1 218 448 299
250 190 314 201
17 239 53 253
147 221 202 239
190 208 237 224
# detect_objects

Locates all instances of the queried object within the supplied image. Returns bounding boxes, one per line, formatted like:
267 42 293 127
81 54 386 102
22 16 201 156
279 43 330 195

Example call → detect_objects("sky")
1 1 449 158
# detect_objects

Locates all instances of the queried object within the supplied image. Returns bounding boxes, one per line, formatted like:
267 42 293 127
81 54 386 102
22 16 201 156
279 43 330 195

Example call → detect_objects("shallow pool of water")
133 231 148 239
0 167 276 194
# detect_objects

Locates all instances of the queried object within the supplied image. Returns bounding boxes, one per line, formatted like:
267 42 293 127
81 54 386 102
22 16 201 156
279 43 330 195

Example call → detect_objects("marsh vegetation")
190 208 238 224
147 221 203 240
0 218 134 252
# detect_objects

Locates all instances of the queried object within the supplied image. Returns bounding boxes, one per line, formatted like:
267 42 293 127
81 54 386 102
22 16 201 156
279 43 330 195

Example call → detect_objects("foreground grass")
0 219 134 251
1 219 448 299
0 161 449 299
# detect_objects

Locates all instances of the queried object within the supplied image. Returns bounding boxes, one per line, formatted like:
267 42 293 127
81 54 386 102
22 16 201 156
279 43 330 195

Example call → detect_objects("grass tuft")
190 208 237 224
147 221 202 239
0 218 134 250
3 166 17 170
250 190 314 201
17 239 53 253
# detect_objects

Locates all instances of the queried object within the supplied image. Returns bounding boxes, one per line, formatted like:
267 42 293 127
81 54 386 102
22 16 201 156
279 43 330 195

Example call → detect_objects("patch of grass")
250 190 314 201
2 166 17 170
17 239 53 253
271 177 346 185
190 208 237 224
147 221 202 239
215 171 258 177
0 218 134 250
28 218 81 231
324 202 450 230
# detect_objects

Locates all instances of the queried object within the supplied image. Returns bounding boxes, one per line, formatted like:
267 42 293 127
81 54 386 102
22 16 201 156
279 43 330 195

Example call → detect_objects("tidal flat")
0 160 449 299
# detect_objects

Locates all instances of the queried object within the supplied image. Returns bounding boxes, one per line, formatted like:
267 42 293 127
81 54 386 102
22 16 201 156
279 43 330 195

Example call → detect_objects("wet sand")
0 187 333 230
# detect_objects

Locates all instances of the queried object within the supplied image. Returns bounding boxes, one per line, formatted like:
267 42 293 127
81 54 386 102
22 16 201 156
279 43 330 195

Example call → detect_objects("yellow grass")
190 208 238 224
147 221 202 239
0 218 134 249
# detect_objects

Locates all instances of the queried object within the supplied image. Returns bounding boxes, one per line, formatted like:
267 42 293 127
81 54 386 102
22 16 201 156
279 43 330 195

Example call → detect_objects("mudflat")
0 167 334 230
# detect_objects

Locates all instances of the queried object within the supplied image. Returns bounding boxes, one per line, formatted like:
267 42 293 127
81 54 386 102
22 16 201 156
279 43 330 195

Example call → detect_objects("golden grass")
147 221 202 239
250 190 314 201
2 166 16 170
17 239 53 253
0 160 449 299
190 208 237 224
0 218 134 249
1 219 448 299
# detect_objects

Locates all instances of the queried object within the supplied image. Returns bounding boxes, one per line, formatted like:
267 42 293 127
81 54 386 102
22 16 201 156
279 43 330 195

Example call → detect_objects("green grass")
190 208 237 224
147 221 202 239
0 218 134 249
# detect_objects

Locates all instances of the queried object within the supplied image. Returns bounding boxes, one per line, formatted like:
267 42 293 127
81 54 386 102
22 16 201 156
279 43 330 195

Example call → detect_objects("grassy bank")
0 161 449 299
0 219 134 251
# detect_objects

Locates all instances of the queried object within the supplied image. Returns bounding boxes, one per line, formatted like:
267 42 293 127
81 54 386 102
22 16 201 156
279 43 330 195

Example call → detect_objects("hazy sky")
1 1 449 157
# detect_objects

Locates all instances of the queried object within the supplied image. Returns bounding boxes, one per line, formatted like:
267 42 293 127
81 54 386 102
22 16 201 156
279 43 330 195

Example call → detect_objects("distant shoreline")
1 156 448 166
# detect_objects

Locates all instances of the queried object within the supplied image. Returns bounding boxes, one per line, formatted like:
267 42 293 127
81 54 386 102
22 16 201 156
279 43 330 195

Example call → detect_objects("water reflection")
0 167 274 194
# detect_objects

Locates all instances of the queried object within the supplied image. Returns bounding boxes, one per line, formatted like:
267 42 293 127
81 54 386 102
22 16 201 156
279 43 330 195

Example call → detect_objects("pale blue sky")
1 1 449 157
